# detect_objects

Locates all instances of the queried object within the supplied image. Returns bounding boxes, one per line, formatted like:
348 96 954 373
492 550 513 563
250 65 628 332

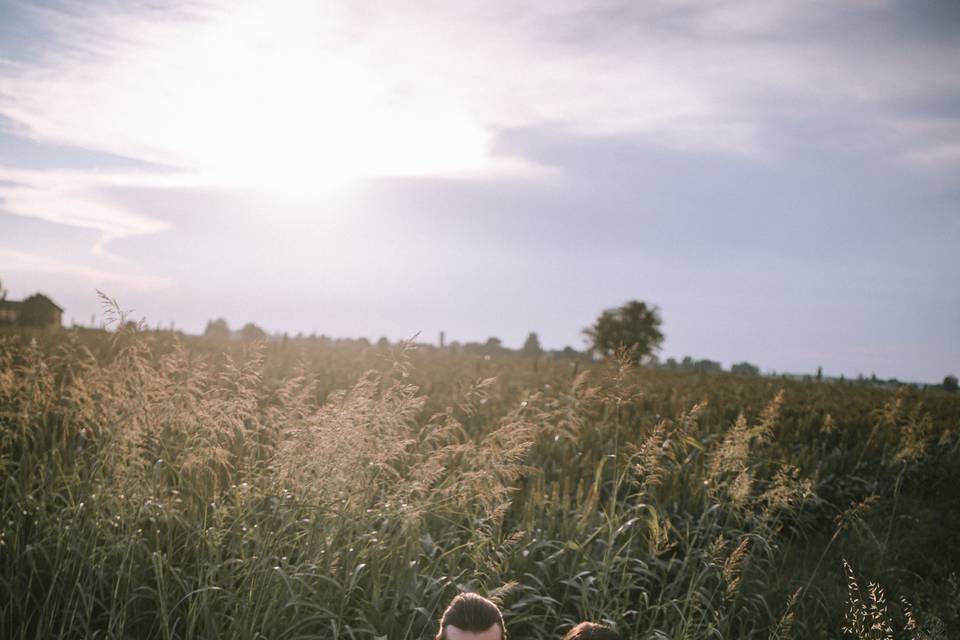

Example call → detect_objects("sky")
1 0 958 383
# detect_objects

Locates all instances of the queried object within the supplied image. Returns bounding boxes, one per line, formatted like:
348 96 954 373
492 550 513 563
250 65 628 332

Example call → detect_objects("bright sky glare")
1 0 958 382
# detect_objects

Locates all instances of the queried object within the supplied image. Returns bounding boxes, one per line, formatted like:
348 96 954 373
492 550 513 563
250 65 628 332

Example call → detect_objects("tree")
584 300 664 362
692 358 723 374
731 361 760 377
204 318 230 340
521 332 543 357
558 346 580 360
483 337 503 355
240 323 267 341
945 375 958 393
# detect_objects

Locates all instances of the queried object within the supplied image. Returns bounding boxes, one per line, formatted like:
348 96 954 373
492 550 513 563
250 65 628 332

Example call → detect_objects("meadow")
1 312 958 639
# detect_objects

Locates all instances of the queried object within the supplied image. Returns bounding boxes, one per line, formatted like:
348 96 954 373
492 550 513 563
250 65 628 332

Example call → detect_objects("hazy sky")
2 0 959 382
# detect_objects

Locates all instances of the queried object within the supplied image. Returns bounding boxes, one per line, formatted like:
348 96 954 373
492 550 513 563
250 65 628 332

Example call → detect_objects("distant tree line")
203 318 267 342
198 299 956 390
444 334 584 361
654 356 760 376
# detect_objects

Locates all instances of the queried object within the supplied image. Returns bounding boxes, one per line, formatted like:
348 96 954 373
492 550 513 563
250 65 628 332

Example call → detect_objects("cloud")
0 1 555 192
0 249 173 293
0 0 957 208
887 116 960 171
0 166 173 252
904 143 960 167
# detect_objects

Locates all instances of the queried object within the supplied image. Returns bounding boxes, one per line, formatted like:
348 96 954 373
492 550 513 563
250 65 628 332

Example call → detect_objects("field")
2 318 959 639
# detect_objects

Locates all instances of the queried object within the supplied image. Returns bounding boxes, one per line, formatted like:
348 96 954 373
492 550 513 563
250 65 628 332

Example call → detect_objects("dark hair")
435 592 506 640
562 622 622 640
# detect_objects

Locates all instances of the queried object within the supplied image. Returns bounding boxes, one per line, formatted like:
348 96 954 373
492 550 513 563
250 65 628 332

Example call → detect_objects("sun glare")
160 10 494 196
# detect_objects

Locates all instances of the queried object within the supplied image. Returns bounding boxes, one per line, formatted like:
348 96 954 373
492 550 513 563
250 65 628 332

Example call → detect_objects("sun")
160 12 495 196
1 2 545 200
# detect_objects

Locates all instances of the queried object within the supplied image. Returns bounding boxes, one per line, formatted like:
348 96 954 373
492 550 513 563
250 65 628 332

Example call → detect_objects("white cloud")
0 249 172 293
0 1 556 194
904 143 960 167
0 0 957 202
0 0 765 190
0 167 172 252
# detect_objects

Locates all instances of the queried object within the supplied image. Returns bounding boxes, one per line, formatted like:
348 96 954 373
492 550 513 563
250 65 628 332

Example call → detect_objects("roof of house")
27 294 64 312
0 295 64 312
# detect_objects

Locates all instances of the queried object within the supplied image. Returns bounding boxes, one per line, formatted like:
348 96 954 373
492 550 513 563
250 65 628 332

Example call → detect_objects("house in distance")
0 293 64 328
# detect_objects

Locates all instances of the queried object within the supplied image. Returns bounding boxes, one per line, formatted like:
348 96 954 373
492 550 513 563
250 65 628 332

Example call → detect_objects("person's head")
562 621 622 640
435 592 506 640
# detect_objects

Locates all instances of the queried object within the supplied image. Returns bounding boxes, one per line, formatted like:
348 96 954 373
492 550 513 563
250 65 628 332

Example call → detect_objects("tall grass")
1 314 958 638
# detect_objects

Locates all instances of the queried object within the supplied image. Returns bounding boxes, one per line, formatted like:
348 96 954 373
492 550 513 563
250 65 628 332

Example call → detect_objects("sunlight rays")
0 1 520 197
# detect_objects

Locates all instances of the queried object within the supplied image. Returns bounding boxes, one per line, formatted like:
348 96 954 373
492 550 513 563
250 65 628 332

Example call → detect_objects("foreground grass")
1 323 958 639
